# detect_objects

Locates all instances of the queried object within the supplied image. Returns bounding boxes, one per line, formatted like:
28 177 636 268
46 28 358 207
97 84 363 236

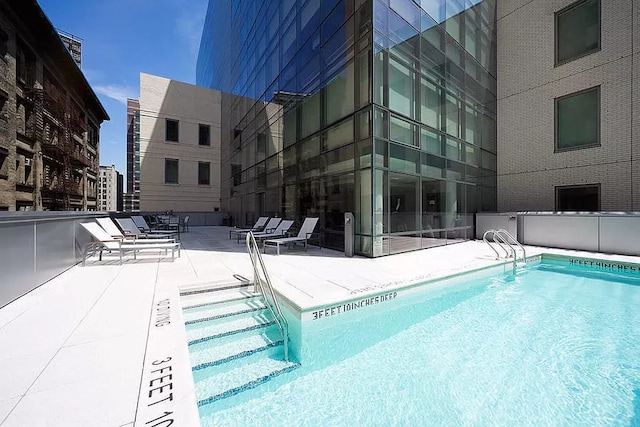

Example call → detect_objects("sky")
37 0 209 183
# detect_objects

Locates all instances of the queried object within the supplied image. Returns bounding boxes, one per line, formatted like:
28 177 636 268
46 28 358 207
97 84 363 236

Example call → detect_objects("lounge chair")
246 220 295 245
96 218 175 243
229 216 269 239
134 215 181 239
116 218 177 240
263 217 320 255
235 217 281 243
80 222 180 265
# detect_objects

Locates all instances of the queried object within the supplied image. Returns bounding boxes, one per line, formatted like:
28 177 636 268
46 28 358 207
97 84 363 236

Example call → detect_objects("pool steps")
180 284 300 409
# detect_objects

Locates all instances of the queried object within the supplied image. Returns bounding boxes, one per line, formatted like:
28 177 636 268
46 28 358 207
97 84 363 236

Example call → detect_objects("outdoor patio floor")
2 226 640 426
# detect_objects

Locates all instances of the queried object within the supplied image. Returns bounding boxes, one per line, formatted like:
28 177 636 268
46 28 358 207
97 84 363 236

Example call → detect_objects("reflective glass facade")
197 0 497 256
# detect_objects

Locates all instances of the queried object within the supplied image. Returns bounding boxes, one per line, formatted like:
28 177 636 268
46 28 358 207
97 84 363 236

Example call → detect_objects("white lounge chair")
133 215 181 239
263 217 320 255
116 218 176 240
80 222 181 265
236 217 281 243
229 216 270 239
96 218 175 243
248 220 295 245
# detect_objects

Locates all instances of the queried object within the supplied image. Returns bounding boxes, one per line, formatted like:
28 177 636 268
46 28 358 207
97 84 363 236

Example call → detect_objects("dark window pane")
198 162 210 185
166 119 179 142
556 87 599 150
390 172 419 233
557 0 599 64
556 185 600 211
165 159 179 184
199 124 210 146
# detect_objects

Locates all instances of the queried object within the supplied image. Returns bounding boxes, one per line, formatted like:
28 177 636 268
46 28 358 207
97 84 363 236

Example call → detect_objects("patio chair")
134 215 181 239
235 217 280 243
80 222 181 265
116 218 177 240
263 217 320 255
229 216 270 239
96 218 175 243
181 215 190 232
246 220 295 245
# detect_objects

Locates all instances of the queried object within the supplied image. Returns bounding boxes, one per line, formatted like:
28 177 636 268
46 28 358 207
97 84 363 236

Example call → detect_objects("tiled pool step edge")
192 339 284 371
184 304 266 325
187 320 276 346
196 363 300 407
182 293 261 311
180 282 252 297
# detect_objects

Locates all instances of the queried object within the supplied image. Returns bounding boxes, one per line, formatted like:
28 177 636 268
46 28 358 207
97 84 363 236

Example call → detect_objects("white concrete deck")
2 226 640 426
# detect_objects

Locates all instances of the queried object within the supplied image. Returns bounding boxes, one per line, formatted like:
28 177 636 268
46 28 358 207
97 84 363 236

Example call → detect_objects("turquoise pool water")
198 260 640 426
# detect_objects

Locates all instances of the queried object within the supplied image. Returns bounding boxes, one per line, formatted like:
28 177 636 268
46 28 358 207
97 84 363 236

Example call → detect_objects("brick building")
0 0 109 211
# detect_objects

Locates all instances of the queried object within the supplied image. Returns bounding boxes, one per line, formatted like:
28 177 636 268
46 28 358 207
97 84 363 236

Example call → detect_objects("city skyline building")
197 0 498 256
124 98 140 212
98 164 118 211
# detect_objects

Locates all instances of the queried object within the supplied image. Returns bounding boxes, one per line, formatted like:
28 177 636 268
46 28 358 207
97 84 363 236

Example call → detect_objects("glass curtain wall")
197 0 496 256
367 0 497 256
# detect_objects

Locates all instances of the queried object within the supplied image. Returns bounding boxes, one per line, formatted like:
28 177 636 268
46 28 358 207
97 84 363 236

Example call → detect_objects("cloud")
175 1 208 58
93 84 137 105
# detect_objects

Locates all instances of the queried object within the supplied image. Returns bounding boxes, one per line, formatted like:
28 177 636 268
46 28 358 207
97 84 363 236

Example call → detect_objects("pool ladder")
482 229 526 273
246 232 290 362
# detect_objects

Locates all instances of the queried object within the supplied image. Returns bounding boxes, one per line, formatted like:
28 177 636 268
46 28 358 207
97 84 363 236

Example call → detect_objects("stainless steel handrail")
246 232 289 362
482 230 502 260
497 229 527 264
492 232 516 274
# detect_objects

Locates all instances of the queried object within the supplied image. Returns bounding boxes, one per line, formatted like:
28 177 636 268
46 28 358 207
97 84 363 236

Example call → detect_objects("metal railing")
482 229 527 274
246 232 289 361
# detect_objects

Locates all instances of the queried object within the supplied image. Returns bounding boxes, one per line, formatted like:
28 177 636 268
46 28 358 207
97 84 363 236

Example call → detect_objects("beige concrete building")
497 0 639 211
98 165 117 211
138 73 221 212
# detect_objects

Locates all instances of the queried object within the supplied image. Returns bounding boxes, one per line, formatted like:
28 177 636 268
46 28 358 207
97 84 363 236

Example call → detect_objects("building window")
556 184 600 211
199 124 210 146
556 0 600 65
555 87 599 151
166 119 179 142
0 29 7 59
0 150 8 179
198 162 210 185
165 159 179 184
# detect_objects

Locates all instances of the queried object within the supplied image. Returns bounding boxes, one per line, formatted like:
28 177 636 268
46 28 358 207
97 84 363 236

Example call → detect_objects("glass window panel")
284 107 297 147
373 0 389 34
198 162 210 185
300 90 321 138
390 115 417 146
421 153 445 179
356 140 372 168
390 0 420 30
374 169 388 236
389 143 419 173
445 93 460 137
390 172 419 232
420 77 441 129
357 108 371 141
198 124 210 146
322 144 355 175
446 159 465 181
373 48 386 106
324 118 354 151
357 169 373 235
556 0 600 64
556 184 600 211
422 178 446 237
465 105 477 144
421 127 441 155
421 0 444 23
300 0 321 44
388 56 416 118
374 138 388 167
556 87 599 150
165 119 179 142
325 62 355 124
164 159 178 184
358 48 371 108
445 137 462 161
373 107 388 138
465 144 479 167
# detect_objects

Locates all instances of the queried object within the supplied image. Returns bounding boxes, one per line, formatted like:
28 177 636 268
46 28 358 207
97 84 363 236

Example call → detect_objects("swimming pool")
190 258 640 426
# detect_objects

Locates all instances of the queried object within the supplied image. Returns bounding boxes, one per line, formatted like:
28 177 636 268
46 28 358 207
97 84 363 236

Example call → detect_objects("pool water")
198 260 640 426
